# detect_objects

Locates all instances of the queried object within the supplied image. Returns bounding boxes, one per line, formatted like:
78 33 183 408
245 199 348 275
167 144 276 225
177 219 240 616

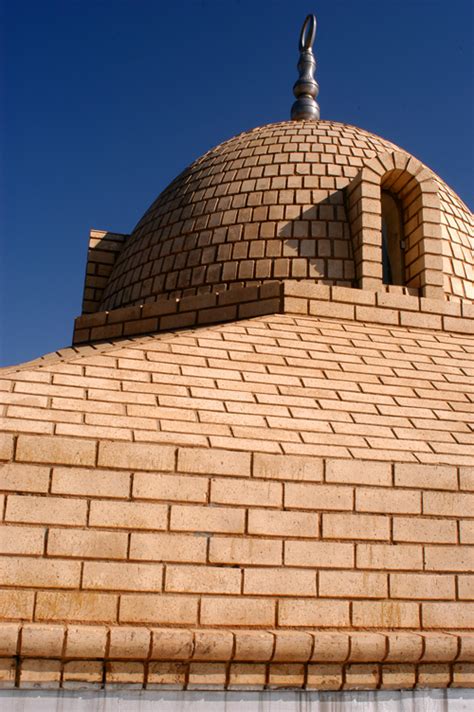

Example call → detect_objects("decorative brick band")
73 280 473 345
1 625 473 689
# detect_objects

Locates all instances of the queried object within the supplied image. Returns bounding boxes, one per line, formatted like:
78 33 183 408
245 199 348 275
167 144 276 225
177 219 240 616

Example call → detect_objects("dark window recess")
381 191 405 285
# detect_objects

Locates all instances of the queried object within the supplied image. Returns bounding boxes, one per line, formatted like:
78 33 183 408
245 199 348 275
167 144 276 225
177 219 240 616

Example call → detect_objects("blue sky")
1 0 473 366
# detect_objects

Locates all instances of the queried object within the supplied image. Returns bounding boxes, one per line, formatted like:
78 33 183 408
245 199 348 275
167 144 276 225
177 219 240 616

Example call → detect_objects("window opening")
381 191 405 285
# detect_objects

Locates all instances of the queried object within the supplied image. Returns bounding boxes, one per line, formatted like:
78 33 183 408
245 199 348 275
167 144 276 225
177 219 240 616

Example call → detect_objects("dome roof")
98 120 473 311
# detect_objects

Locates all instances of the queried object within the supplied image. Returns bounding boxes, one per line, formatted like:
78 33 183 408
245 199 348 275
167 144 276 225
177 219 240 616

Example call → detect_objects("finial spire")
291 14 320 121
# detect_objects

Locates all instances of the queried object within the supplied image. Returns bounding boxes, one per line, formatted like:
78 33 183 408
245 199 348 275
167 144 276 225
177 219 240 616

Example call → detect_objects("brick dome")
97 120 473 311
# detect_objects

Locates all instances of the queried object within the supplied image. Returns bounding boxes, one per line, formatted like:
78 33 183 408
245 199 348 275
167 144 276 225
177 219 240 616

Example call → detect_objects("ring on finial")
299 14 316 51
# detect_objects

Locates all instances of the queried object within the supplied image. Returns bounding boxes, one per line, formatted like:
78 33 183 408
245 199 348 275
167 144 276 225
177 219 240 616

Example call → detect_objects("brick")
279 599 349 627
285 483 353 511
209 536 282 565
248 508 318 537
21 624 64 657
0 589 34 619
0 624 19 655
423 491 474 517
65 625 107 658
394 463 457 490
193 630 234 660
418 663 451 688
200 597 275 626
165 565 241 594
393 517 457 543
89 500 168 530
0 434 14 460
390 573 455 600
269 663 305 688
452 663 474 687
385 633 423 662
0 463 50 492
422 603 474 628
319 570 387 598
323 513 389 540
253 453 323 481
344 663 379 690
325 459 391 486
47 528 128 559
311 633 350 662
355 487 420 514
0 525 44 555
459 575 474 600
130 532 207 563
188 662 227 689
349 632 386 662
228 663 266 689
0 556 80 588
97 441 174 471
147 662 186 688
106 661 144 686
63 660 103 688
151 628 193 660
178 447 251 476
244 567 316 596
16 435 96 466
170 504 245 533
460 520 474 544
5 495 87 525
357 544 423 570
425 546 474 571
234 631 274 661
211 477 281 507
352 601 419 628
19 659 61 688
52 467 131 498
285 540 353 568
460 467 474 491
109 627 151 658
120 594 199 624
36 591 117 622
83 561 163 591
133 472 208 502
307 664 343 690
272 631 313 662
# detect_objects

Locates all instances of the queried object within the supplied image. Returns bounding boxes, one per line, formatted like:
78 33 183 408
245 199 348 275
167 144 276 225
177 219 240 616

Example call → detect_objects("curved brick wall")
97 120 473 310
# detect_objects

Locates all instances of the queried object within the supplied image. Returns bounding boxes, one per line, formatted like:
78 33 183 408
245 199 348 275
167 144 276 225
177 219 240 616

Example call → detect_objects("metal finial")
291 14 320 121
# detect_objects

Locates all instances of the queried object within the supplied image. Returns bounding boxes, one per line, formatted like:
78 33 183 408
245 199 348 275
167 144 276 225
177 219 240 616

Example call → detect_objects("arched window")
381 191 404 286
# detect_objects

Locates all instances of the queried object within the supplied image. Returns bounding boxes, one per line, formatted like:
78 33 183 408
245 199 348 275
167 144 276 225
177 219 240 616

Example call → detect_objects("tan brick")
178 447 251 476
268 663 305 688
0 463 50 492
425 546 474 571
133 472 208 502
193 630 234 660
65 625 107 658
272 631 313 662
83 561 163 591
16 435 96 466
394 463 457 490
459 575 474 600
423 491 474 517
0 589 34 619
52 467 131 498
382 664 416 689
285 540 353 568
0 556 80 588
120 594 198 625
165 565 241 594
357 543 423 570
151 628 193 660
170 504 244 533
47 528 128 559
0 433 14 461
460 520 474 544
19 658 61 688
390 573 455 600
109 627 151 658
210 477 281 508
5 495 87 525
147 661 186 688
229 663 266 689
106 661 144 685
355 487 420 514
452 663 474 687
97 441 174 471
244 567 316 596
0 623 19 655
188 662 227 689
89 500 168 530
344 663 379 690
209 536 282 565
325 459 391 486
253 453 323 481
352 601 419 628
200 597 275 626
0 658 17 686
319 570 387 598
36 591 117 622
285 483 353 511
234 630 274 661
248 508 318 537
279 599 349 627
323 513 389 540
0 525 44 555
307 663 343 690
63 660 103 688
393 517 457 543
422 602 474 628
130 532 207 563
311 632 350 662
21 624 64 657
460 467 474 491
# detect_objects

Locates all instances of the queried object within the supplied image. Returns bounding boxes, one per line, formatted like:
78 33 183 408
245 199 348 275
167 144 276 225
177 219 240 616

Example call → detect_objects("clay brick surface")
5 495 87 526
285 483 353 511
0 557 80 589
200 597 275 626
16 435 96 466
89 500 168 530
244 568 316 596
211 477 282 507
248 509 318 537
319 571 387 598
279 599 350 627
133 472 208 502
0 525 45 555
178 448 251 476
98 441 174 471
165 565 241 594
209 536 282 565
120 595 199 625
52 467 131 498
83 562 163 592
0 463 50 492
170 505 245 533
285 540 354 568
47 528 128 559
35 592 118 622
323 513 390 540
